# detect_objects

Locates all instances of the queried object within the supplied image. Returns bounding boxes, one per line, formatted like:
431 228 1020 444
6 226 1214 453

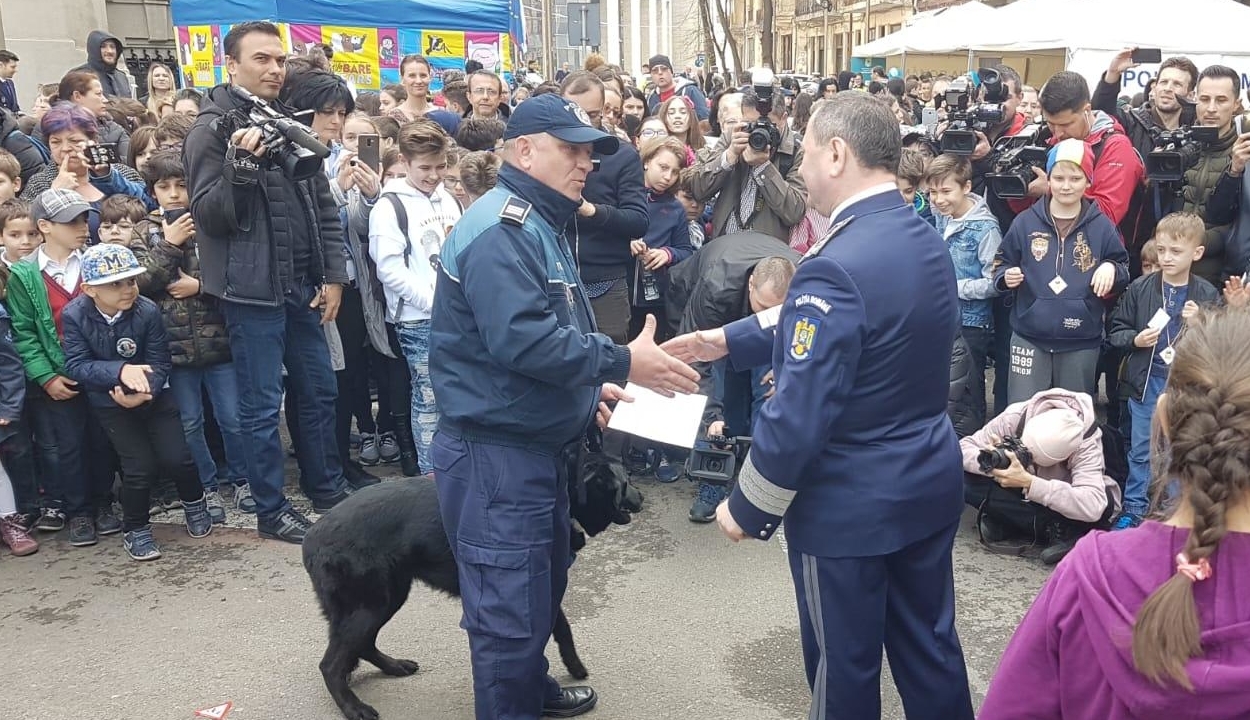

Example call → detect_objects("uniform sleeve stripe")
738 454 796 517
756 304 782 330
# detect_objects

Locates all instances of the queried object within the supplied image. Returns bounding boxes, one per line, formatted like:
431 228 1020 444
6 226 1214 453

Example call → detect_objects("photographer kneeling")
961 388 1121 565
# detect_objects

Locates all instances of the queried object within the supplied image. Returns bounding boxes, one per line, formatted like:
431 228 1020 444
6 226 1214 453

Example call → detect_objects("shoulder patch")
499 196 532 227
794 294 831 314
789 314 823 362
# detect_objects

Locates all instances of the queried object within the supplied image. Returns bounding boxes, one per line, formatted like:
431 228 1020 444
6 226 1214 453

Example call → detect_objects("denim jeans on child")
1126 371 1167 518
168 363 249 493
396 319 438 474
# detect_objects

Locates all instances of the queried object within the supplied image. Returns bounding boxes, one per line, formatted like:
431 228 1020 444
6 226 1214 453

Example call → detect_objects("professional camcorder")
985 125 1052 199
1147 125 1219 182
686 435 753 486
940 69 1008 156
977 435 1033 474
218 86 331 180
746 68 782 154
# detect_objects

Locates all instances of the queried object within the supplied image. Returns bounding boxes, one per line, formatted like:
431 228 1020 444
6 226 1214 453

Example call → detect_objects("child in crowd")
675 168 706 250
454 117 505 152
129 150 254 520
1139 238 1159 276
981 307 1250 718
0 198 40 270
127 125 158 174
994 138 1129 404
8 189 118 545
443 147 469 209
62 243 213 560
897 146 933 226
927 154 1002 430
369 119 461 474
97 194 146 245
0 149 22 202
381 147 405 183
630 137 695 341
456 150 501 209
1108 213 1220 530
0 293 36 555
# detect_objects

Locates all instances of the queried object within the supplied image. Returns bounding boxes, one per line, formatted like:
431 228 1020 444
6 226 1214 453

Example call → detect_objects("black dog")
303 445 641 720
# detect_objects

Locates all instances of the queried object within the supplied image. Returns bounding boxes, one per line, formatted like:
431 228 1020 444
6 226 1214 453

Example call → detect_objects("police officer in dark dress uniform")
665 93 975 720
429 93 698 720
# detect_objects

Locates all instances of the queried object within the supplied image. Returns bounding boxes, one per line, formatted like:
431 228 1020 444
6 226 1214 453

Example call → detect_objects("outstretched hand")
661 327 729 364
626 314 699 397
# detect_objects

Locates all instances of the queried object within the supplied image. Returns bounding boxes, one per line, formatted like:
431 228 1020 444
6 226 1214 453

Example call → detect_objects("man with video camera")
185 21 351 543
689 73 806 243
961 388 1121 566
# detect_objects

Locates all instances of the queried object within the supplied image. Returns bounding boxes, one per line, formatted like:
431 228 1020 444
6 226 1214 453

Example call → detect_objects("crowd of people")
1 21 1250 718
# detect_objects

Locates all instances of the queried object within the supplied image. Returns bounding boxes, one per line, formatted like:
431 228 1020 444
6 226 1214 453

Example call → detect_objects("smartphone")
163 207 190 223
921 107 938 131
1131 48 1162 64
358 134 380 173
86 143 119 166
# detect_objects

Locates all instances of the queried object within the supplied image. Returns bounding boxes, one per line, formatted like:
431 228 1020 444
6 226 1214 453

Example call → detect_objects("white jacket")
367 177 462 322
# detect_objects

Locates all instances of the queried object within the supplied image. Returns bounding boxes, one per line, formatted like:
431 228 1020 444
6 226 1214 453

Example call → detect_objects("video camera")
686 435 753 486
745 68 782 155
218 86 331 181
940 69 1008 156
977 435 1033 474
985 125 1052 199
1147 125 1220 182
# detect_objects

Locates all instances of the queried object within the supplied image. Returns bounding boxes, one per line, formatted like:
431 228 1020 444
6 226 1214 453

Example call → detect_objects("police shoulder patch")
499 196 532 226
789 314 821 362
794 294 831 314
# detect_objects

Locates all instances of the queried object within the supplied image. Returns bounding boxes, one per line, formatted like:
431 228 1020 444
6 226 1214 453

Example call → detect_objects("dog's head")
570 449 643 537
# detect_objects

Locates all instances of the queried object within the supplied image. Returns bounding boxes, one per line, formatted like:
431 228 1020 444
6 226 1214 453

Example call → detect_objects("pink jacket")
959 389 1121 523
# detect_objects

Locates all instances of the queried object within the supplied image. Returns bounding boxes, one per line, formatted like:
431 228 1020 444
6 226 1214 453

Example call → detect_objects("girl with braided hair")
980 307 1250 718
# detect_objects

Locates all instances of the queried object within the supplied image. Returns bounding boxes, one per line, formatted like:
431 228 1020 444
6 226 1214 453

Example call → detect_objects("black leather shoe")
542 686 597 718
344 461 381 489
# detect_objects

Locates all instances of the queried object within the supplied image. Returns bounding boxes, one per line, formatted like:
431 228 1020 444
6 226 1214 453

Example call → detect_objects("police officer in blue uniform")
429 93 699 720
665 93 975 720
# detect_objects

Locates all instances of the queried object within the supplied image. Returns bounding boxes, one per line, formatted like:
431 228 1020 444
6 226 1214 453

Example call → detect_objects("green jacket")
6 258 65 387
1182 125 1237 285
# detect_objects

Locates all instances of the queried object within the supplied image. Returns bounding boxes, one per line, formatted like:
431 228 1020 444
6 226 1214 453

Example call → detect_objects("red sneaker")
0 513 39 556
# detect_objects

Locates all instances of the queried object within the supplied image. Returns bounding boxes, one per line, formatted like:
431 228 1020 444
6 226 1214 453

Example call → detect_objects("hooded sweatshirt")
73 31 133 99
960 389 1120 523
367 176 461 323
935 192 1001 329
994 198 1130 352
981 523 1250 720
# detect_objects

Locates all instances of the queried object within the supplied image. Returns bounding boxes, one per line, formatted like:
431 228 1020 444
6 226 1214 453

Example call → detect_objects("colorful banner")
176 23 514 92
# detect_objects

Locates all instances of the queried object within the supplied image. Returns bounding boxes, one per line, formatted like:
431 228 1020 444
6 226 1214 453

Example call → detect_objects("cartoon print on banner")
188 25 215 87
211 26 224 65
466 32 501 73
379 28 400 68
177 26 195 87
790 315 821 361
427 57 465 93
289 24 321 58
323 26 380 90
423 30 465 59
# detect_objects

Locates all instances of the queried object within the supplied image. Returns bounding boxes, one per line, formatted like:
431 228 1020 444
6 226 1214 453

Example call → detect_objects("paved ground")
0 461 1051 720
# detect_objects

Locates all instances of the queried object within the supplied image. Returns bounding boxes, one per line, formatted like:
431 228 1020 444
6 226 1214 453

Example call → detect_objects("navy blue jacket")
430 164 631 454
62 295 172 410
993 198 1130 353
722 188 966 558
567 143 649 283
633 191 695 307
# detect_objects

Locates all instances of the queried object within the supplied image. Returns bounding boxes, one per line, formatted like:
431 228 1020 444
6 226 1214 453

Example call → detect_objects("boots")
392 412 421 478
0 513 39 556
344 460 381 489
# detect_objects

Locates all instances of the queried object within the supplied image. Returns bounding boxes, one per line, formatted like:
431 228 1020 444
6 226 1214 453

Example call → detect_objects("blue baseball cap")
504 94 620 155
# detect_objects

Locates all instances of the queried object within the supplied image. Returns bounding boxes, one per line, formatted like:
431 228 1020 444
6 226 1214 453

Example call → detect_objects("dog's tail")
553 607 588 680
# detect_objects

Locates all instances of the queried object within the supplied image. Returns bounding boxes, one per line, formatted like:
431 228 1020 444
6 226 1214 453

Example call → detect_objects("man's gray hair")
807 93 901 173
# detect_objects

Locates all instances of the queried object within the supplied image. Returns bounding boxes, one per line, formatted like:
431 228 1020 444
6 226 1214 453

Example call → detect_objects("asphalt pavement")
0 465 1051 720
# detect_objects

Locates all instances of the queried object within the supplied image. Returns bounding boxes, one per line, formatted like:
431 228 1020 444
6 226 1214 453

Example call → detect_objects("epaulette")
499 196 532 227
800 215 855 262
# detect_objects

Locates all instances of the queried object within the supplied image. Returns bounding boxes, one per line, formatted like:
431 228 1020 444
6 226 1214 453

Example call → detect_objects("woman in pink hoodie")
980 308 1250 720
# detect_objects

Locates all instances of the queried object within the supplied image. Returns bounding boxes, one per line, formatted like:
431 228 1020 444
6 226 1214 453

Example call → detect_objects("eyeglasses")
471 87 501 98
444 178 463 188
640 129 667 138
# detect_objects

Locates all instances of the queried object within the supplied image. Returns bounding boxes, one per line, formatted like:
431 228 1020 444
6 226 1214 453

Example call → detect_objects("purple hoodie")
981 522 1250 719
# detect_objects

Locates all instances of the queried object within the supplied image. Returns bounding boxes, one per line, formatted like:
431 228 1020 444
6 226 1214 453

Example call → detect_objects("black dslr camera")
940 69 1008 156
1147 125 1219 182
977 435 1033 474
745 68 782 154
985 125 1052 199
686 434 753 486
217 86 331 180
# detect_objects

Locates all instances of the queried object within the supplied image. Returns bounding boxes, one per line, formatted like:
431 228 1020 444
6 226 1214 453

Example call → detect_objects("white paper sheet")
1147 308 1171 331
607 382 709 449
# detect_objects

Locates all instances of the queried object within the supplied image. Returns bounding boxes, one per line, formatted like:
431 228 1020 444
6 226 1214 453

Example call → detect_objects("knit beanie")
1021 408 1085 467
1046 138 1094 180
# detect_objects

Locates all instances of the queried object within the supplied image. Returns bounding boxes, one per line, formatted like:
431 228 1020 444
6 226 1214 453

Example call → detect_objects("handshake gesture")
625 315 700 397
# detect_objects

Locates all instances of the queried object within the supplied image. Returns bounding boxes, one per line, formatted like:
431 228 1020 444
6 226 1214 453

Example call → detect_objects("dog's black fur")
303 446 641 720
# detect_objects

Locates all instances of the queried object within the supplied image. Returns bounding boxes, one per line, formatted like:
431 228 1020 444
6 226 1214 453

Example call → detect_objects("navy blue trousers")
432 432 570 720
788 520 973 720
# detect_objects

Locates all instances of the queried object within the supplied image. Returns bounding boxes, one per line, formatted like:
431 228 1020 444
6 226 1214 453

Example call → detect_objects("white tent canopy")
852 1 996 58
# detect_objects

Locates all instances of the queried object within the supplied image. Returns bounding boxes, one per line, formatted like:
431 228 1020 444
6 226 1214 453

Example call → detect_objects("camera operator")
689 79 806 243
961 388 1121 566
184 21 351 543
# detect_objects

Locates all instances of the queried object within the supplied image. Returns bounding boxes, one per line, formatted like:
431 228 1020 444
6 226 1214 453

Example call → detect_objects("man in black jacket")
72 30 134 99
561 70 649 343
184 21 351 544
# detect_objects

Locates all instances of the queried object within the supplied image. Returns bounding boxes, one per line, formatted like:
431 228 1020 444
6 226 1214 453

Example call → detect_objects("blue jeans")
397 320 439 474
222 282 346 519
168 363 249 492
1126 370 1167 517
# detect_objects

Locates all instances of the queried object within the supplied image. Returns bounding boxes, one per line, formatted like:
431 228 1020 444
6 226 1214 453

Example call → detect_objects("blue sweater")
634 191 695 306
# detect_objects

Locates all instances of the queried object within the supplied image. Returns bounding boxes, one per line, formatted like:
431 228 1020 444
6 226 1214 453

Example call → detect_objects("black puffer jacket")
129 214 231 368
185 84 348 307
0 109 48 187
947 333 976 438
